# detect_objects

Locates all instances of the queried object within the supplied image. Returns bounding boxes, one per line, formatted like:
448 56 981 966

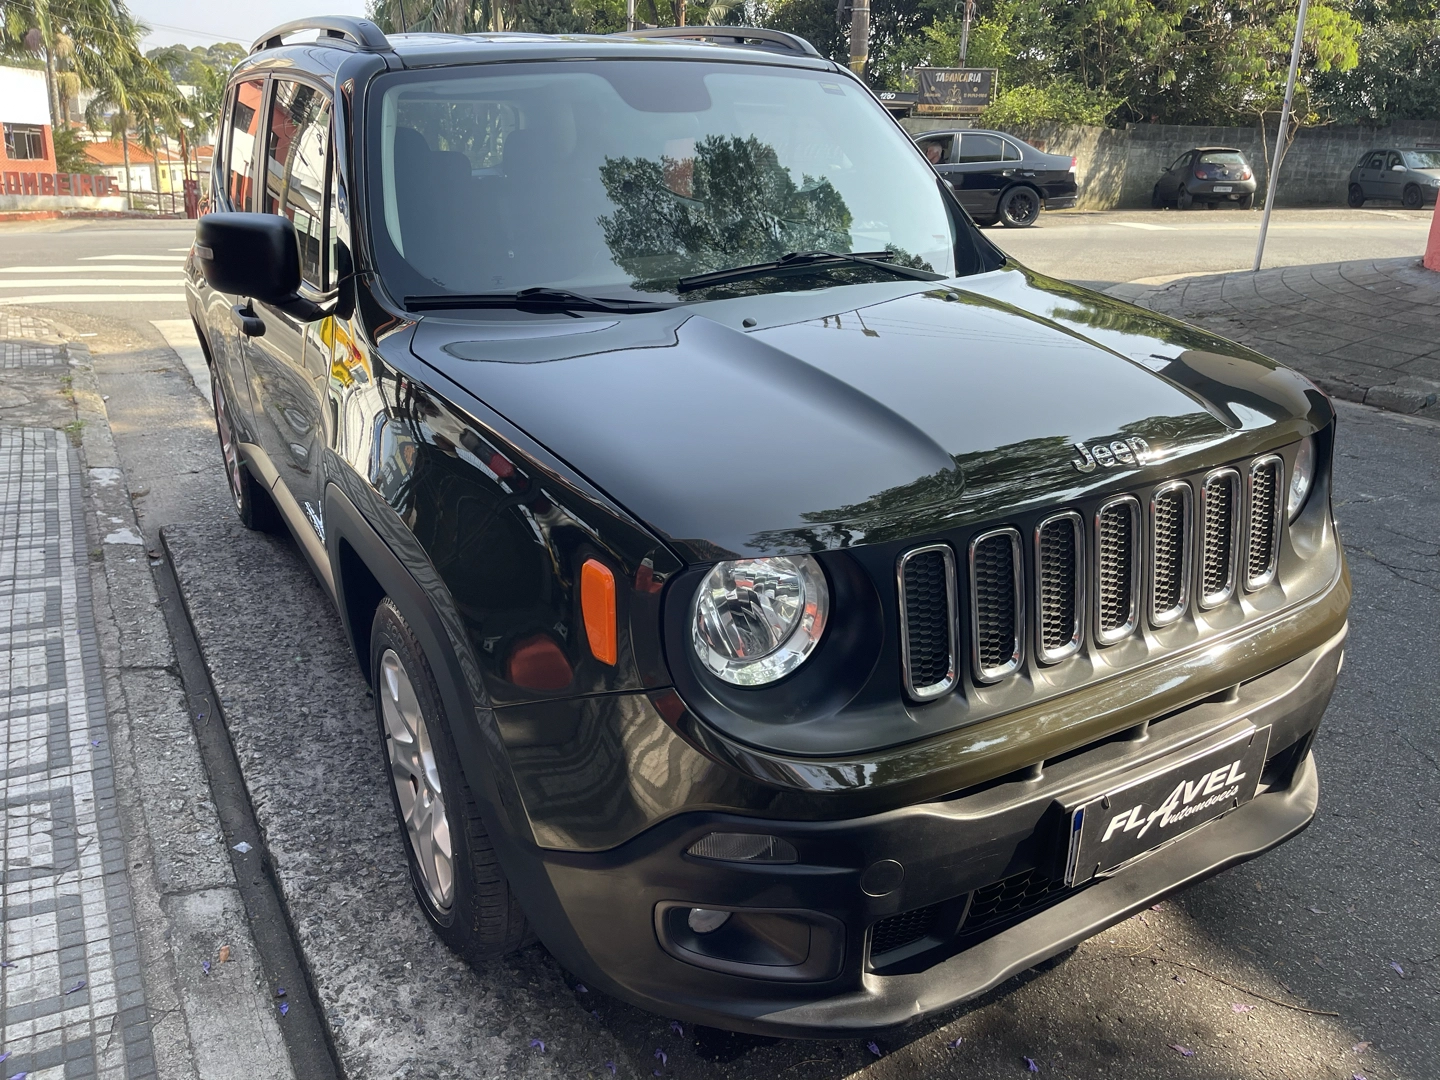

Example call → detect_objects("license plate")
1213 185 1234 192
1064 725 1270 885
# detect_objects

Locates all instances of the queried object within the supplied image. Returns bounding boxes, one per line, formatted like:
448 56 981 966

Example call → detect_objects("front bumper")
528 624 1343 1036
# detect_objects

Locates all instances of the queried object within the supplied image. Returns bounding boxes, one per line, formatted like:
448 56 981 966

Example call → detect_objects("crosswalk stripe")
0 266 183 274
0 279 183 288
0 293 186 305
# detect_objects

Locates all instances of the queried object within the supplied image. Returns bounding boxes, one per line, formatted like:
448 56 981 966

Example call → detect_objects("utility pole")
959 0 975 67
626 0 635 30
849 0 869 76
1253 0 1310 272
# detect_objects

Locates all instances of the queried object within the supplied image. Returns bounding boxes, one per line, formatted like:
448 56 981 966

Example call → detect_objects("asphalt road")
989 206 1434 291
2 217 1436 1079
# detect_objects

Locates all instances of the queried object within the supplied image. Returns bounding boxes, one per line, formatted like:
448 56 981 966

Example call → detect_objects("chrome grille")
1149 482 1192 625
1199 469 1239 607
969 528 1023 682
1095 496 1141 643
1035 513 1083 662
1246 456 1283 589
897 545 957 699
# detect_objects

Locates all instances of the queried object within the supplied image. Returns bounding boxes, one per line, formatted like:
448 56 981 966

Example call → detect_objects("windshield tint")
1403 150 1440 169
369 61 973 302
1198 151 1246 166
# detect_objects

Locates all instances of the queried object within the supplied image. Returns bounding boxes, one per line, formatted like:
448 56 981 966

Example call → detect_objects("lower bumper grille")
870 904 941 956
960 869 1067 935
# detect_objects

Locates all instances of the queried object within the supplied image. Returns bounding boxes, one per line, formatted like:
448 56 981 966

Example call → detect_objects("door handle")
231 301 266 338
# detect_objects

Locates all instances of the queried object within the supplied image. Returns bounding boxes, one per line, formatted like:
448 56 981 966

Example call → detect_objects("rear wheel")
371 599 531 960
1238 193 1254 210
1347 183 1365 208
1177 186 1194 210
1402 184 1424 210
998 186 1041 227
211 369 279 531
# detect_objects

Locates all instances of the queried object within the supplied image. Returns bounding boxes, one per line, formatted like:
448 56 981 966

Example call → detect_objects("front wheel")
371 599 531 961
998 186 1041 227
211 368 279 531
1177 186 1194 210
1347 183 1365 208
1151 185 1164 209
1402 184 1424 210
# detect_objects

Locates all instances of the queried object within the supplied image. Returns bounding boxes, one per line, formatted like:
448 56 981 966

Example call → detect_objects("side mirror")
195 213 321 320
1392 164 1406 171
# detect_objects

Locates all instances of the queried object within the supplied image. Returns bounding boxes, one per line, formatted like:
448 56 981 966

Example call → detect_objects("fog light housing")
687 908 731 934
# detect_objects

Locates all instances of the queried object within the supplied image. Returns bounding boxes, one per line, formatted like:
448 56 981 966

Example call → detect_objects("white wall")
0 65 51 126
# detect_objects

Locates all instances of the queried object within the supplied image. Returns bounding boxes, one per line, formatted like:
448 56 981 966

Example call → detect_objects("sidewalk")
1109 256 1440 416
1 313 293 1079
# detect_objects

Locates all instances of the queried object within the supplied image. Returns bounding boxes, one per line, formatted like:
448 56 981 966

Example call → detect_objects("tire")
1402 184 1423 210
972 217 998 228
211 367 280 531
1151 185 1164 209
1177 186 1193 210
1347 184 1365 208
371 598 531 960
998 186 1041 227
1238 193 1254 210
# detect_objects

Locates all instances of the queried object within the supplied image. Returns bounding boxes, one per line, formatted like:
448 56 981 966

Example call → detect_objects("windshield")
368 60 978 303
1198 151 1246 166
1402 150 1440 170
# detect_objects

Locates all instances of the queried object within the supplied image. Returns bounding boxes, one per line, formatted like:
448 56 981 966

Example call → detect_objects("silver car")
1347 148 1440 209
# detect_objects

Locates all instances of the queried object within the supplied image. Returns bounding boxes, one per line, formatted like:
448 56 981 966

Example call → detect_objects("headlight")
1287 436 1315 521
691 556 829 686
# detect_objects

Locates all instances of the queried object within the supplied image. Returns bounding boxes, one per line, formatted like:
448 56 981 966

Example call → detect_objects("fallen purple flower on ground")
530 1039 545 1052
1353 1074 1367 1080
201 960 210 975
654 1049 667 1065
233 841 252 854
0 960 12 968
1389 961 1404 976
1149 902 1164 911
605 1063 616 1075
276 987 287 997
947 1036 965 1048
653 1072 662 1077
592 1010 600 1019
1168 1044 1195 1058
64 980 85 994
9 1071 26 1080
670 1020 683 1036
1025 1056 1039 1072
279 1002 289 1017
91 739 100 747
0 1053 7 1064
1232 1003 1256 1013
576 984 588 993
1353 1041 1371 1054
867 1041 881 1057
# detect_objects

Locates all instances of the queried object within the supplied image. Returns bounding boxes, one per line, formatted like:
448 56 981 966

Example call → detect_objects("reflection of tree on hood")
598 135 853 291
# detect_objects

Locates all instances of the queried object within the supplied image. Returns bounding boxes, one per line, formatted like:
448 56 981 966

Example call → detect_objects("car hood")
409 264 1328 561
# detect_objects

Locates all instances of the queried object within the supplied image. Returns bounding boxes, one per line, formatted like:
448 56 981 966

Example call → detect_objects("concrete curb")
63 330 299 1080
1105 257 1440 417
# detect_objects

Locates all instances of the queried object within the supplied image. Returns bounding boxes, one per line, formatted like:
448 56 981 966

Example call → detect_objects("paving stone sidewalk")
1110 256 1440 416
1 310 294 1079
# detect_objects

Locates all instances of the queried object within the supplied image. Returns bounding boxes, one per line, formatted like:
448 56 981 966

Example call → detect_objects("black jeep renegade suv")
187 16 1349 1037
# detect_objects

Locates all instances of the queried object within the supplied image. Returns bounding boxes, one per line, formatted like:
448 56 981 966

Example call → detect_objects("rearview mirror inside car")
195 213 321 320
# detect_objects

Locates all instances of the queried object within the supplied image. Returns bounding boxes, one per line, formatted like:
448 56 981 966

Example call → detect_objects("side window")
226 79 265 211
266 79 332 289
1001 140 1023 162
957 133 1005 163
1169 153 1191 172
1366 151 1386 170
1386 151 1403 169
917 135 953 165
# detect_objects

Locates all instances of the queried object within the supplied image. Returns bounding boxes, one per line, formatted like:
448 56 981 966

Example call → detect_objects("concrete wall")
903 116 1440 208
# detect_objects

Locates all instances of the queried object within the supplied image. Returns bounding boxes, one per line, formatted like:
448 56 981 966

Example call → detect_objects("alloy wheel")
1002 189 1039 227
380 647 455 911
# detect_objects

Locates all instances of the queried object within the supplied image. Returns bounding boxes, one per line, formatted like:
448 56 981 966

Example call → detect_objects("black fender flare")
322 481 590 959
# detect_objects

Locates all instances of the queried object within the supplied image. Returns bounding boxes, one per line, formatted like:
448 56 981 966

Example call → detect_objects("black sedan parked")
189 19 1346 1038
1152 147 1257 209
914 129 1078 227
1347 148 1440 209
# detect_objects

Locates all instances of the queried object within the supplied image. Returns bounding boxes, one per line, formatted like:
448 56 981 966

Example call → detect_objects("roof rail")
619 26 822 57
251 16 391 55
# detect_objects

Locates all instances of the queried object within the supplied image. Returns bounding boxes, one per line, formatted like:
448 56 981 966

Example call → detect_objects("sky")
130 0 370 50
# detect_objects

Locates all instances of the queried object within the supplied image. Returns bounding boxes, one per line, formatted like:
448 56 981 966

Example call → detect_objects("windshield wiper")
404 287 677 314
676 250 945 294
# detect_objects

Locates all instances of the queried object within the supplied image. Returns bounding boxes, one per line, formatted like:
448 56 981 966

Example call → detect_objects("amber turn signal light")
581 558 617 665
